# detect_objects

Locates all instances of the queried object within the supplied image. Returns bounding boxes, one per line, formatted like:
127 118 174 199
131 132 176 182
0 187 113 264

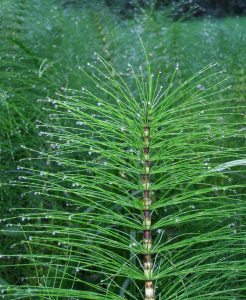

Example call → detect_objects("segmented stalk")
143 118 154 300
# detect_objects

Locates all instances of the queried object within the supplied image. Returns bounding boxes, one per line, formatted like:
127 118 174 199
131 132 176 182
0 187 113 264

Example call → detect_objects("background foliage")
0 0 245 298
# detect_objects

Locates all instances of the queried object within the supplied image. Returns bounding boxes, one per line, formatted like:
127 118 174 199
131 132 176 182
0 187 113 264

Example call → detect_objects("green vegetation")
0 1 245 299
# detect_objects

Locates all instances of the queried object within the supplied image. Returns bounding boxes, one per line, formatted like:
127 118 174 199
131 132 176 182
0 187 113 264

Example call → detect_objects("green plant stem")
143 106 154 300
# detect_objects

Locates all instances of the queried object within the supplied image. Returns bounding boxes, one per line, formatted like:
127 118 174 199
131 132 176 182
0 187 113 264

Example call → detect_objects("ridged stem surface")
143 115 154 300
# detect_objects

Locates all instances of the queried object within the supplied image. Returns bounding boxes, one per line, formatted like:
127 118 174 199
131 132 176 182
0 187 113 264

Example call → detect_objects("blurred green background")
0 0 245 287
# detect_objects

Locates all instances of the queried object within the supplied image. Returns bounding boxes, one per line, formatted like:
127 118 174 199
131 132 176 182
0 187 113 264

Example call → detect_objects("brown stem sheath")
143 124 154 300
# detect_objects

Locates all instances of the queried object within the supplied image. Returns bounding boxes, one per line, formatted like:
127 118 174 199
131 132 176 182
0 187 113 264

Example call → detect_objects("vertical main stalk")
143 117 154 300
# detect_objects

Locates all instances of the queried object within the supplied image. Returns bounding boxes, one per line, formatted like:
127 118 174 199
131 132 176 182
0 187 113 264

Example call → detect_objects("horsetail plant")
1 50 246 299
